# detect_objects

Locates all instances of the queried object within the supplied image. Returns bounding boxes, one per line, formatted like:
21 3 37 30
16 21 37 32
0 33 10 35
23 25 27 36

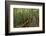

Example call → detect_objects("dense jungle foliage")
13 8 39 28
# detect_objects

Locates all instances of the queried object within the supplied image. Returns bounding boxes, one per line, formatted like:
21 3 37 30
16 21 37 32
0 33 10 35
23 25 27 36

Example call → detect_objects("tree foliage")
13 8 39 27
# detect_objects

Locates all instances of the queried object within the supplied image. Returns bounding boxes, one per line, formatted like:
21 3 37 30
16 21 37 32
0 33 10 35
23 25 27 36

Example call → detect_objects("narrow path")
16 19 29 27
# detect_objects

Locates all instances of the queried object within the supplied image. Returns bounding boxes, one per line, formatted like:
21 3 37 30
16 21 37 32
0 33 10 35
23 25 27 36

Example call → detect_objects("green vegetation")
13 8 39 28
